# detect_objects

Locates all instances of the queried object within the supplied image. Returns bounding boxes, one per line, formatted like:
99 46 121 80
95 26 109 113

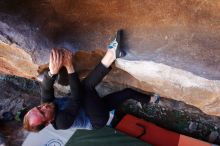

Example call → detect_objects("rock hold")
0 0 220 116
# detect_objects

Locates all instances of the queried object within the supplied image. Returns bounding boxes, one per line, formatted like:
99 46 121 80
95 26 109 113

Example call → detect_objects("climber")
23 30 151 132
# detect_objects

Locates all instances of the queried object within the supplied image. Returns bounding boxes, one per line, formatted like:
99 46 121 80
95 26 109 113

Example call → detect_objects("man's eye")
36 107 45 116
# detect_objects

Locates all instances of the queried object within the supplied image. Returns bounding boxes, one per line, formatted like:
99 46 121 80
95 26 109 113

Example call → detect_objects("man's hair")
23 111 46 132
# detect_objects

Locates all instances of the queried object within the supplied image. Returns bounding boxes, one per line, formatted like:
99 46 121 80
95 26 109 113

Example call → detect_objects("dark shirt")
41 71 82 130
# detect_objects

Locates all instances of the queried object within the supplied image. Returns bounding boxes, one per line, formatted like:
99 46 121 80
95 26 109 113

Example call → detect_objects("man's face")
26 103 55 127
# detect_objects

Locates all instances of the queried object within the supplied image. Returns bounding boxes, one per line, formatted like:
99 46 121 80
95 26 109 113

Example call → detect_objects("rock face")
0 42 38 79
115 59 220 116
0 75 40 146
0 0 220 116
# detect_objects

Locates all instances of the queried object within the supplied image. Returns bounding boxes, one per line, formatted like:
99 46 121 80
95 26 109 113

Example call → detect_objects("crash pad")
65 127 151 146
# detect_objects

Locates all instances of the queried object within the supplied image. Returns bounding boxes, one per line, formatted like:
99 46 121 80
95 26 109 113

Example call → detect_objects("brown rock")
0 0 220 116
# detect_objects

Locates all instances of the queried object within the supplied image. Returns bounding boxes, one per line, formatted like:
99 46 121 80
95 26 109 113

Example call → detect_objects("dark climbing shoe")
108 30 126 58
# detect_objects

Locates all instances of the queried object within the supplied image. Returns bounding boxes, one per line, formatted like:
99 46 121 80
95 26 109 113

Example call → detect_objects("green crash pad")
65 127 151 146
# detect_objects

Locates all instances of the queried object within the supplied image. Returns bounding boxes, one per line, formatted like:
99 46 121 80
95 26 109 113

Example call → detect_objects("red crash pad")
115 114 212 146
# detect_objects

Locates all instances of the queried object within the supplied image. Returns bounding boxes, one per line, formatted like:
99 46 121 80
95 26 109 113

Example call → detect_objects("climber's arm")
63 49 82 103
41 49 63 103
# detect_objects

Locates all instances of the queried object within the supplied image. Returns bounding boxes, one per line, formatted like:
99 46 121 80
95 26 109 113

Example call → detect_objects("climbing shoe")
150 93 160 104
108 30 126 58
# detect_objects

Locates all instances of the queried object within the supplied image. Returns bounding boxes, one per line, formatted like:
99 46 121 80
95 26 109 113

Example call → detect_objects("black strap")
136 123 147 138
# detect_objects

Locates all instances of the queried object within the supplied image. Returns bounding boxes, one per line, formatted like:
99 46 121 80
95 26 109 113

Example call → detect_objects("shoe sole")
115 30 126 58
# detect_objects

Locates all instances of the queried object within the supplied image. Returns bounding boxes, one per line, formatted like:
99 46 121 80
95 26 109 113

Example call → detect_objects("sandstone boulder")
0 0 220 116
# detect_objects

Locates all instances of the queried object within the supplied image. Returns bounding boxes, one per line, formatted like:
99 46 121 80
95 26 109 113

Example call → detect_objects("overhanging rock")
0 0 219 116
116 59 220 116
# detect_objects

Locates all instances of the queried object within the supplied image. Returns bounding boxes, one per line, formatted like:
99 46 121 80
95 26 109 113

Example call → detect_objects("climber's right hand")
49 48 63 75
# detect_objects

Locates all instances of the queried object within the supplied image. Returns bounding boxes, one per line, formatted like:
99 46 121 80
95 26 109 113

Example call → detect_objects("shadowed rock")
0 0 220 116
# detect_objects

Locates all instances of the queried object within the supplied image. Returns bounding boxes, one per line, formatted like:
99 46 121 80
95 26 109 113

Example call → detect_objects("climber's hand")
49 48 63 75
62 49 75 74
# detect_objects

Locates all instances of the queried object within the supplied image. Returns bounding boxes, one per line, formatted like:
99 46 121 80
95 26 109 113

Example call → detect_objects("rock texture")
117 97 220 144
1 75 220 145
0 42 38 79
0 0 220 116
116 59 220 116
0 75 40 146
